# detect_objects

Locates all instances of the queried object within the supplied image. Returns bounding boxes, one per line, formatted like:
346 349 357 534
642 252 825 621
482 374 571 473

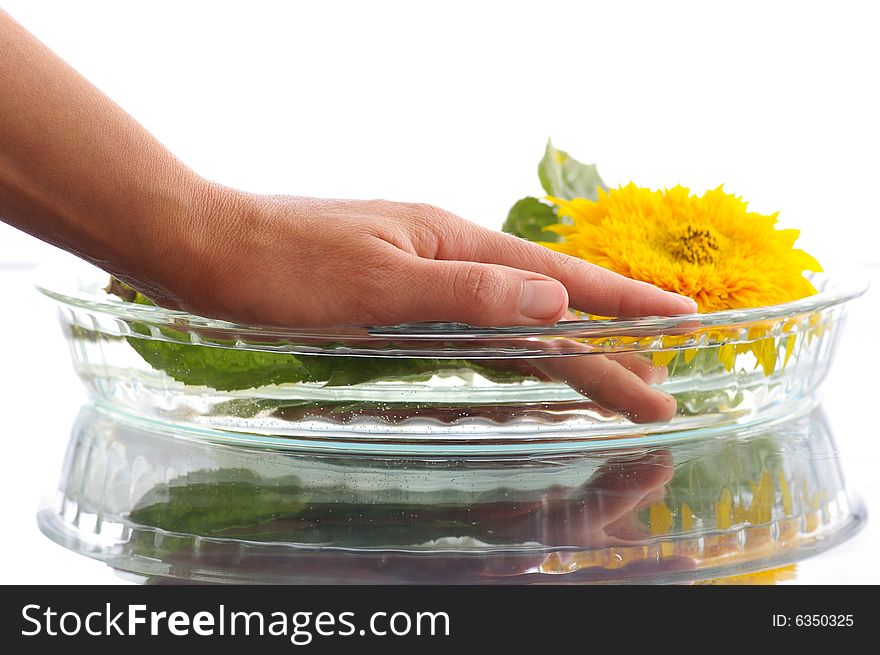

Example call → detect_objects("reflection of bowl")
37 262 866 446
38 404 863 584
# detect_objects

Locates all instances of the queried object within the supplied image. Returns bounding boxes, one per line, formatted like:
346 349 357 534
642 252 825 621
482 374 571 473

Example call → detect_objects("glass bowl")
38 403 863 584
36 261 867 449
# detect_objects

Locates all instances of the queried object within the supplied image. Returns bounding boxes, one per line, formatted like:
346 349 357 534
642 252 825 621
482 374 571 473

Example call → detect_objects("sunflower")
542 184 821 313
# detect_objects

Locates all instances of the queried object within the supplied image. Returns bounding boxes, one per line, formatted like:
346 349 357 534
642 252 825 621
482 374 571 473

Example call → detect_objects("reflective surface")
39 404 864 584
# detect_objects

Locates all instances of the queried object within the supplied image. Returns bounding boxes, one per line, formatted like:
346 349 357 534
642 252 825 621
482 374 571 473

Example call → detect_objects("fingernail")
650 365 669 384
520 280 567 320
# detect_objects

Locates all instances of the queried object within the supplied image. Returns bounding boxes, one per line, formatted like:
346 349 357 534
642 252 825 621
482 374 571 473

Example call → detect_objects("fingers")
378 255 570 326
531 354 677 423
560 312 670 384
441 225 697 318
607 352 669 385
536 449 675 546
601 485 671 541
602 512 651 542
578 449 675 527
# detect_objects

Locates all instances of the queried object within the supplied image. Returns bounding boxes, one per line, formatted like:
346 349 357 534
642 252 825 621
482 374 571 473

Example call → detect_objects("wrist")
163 177 255 317
108 173 248 316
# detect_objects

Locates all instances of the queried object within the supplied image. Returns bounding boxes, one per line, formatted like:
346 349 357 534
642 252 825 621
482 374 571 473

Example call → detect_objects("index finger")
440 224 698 318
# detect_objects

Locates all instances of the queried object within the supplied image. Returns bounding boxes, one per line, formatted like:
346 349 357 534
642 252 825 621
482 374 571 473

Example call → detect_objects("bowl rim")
35 261 868 344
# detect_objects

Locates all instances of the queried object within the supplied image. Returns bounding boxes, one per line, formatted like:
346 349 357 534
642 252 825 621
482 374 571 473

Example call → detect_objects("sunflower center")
668 224 720 265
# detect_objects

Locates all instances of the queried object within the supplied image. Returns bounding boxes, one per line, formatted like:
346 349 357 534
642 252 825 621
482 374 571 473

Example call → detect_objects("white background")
1 0 878 584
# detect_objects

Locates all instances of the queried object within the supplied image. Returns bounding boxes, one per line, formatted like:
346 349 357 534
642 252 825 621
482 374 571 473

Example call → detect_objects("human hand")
0 10 694 424
0 10 695 330
167 190 697 329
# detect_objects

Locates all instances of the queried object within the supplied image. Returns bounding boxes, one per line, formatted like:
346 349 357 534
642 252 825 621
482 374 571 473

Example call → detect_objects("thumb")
391 258 569 326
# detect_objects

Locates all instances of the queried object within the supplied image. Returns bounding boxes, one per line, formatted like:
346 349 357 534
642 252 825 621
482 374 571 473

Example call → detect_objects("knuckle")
454 264 507 309
629 282 655 311
547 252 593 296
392 203 451 256
401 202 447 224
558 254 585 284
490 230 528 261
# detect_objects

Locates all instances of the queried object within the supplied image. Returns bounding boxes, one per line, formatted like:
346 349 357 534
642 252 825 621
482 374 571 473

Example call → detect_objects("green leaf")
666 436 781 517
126 328 529 391
502 196 560 242
127 336 326 390
129 468 310 536
108 278 533 390
128 468 489 547
537 139 607 200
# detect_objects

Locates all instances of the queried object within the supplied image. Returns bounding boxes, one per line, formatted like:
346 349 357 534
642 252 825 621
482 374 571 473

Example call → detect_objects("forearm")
0 10 695 340
0 10 213 303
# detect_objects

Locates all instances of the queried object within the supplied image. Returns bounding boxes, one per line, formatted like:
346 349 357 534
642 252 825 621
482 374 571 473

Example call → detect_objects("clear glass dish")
38 403 864 584
36 261 867 448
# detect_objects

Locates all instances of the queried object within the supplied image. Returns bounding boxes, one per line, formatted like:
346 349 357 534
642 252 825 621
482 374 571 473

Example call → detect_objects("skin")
0 11 695 421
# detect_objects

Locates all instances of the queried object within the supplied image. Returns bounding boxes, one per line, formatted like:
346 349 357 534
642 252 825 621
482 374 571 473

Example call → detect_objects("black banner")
2 584 873 651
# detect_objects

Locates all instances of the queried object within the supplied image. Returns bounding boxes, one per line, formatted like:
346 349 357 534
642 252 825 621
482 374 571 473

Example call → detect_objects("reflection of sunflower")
543 184 821 312
697 565 797 585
